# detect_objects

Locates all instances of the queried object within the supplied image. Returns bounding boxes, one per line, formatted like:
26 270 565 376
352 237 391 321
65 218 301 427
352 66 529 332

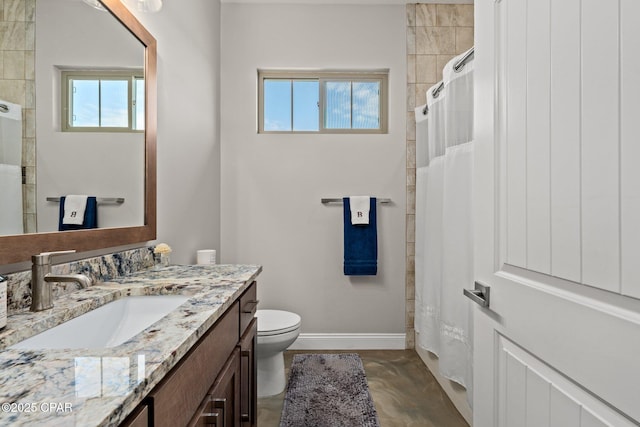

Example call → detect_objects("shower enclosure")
414 48 474 404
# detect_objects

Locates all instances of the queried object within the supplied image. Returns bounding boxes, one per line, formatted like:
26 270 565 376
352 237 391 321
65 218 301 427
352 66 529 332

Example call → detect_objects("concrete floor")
257 350 469 427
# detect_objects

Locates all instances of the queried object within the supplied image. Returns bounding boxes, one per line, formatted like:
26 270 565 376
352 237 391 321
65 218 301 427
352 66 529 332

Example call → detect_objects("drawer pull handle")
242 300 259 313
241 351 251 422
202 398 226 427
202 413 219 427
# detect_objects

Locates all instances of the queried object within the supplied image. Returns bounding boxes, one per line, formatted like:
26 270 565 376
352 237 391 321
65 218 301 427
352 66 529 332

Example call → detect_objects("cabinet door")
194 348 241 427
240 318 257 427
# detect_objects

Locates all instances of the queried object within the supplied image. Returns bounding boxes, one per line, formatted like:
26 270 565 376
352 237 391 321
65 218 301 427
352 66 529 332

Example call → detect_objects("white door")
472 0 640 426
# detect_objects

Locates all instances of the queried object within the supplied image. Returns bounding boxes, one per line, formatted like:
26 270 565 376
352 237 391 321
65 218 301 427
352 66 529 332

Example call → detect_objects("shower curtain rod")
453 47 475 73
422 47 474 115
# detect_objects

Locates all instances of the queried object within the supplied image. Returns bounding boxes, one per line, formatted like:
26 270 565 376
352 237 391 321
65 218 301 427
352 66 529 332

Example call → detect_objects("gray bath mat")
279 353 381 427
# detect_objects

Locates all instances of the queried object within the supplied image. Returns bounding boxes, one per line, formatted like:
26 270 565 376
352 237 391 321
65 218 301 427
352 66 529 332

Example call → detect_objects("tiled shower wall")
0 0 36 233
405 3 473 348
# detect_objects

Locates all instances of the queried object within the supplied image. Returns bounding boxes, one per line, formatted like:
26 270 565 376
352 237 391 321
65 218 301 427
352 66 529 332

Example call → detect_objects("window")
61 70 144 132
258 70 388 134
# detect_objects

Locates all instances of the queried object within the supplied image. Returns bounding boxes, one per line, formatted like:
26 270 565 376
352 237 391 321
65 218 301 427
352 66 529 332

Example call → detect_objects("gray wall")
133 0 222 265
220 3 407 336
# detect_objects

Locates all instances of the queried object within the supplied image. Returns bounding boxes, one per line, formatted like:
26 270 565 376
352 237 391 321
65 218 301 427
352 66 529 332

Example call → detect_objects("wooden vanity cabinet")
148 302 239 427
122 281 258 427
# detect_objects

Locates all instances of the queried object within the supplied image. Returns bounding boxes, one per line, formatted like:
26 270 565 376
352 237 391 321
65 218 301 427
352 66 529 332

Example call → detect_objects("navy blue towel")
58 196 98 231
343 197 377 276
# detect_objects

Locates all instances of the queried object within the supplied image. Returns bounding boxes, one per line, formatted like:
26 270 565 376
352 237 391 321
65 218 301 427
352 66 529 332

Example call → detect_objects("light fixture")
81 0 107 11
121 0 163 13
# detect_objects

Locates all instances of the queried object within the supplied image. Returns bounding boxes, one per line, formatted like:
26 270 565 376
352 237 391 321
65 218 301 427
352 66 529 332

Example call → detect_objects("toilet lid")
256 310 301 336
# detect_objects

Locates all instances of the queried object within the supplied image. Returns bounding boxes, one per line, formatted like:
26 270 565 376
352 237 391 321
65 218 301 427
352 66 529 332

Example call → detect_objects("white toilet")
256 309 301 397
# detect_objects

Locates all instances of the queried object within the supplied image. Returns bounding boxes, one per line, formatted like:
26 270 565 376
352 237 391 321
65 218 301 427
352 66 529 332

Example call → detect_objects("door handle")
464 281 490 308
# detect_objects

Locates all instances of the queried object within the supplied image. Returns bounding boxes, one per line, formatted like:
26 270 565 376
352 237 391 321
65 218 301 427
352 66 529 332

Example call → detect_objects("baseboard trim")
288 333 407 350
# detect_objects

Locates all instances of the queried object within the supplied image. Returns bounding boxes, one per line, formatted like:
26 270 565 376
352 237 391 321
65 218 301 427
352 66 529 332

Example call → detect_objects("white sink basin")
10 295 189 350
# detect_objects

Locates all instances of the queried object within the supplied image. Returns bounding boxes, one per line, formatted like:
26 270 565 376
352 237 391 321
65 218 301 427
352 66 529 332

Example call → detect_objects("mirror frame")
0 0 157 265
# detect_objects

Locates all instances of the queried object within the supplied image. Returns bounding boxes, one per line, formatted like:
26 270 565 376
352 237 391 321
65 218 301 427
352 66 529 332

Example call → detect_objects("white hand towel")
349 196 371 225
63 195 88 225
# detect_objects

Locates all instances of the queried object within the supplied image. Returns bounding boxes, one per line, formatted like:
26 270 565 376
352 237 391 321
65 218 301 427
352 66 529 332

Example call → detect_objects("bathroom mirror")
0 0 156 265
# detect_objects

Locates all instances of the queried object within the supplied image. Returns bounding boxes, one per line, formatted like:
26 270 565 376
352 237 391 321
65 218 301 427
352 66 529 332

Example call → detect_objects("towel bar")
321 198 391 205
47 197 125 204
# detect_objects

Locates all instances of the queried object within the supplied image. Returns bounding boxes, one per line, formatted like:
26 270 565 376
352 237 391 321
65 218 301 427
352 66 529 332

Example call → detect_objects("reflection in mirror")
0 0 145 237
0 0 157 265
35 0 145 234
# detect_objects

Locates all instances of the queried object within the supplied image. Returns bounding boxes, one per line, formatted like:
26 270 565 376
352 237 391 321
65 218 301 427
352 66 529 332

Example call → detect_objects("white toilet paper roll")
197 249 216 265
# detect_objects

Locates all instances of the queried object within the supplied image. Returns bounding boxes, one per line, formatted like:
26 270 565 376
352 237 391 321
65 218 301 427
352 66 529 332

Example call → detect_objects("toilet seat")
257 310 301 337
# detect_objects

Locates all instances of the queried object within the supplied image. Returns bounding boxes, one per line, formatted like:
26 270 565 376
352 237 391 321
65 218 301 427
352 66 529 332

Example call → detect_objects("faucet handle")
32 250 76 265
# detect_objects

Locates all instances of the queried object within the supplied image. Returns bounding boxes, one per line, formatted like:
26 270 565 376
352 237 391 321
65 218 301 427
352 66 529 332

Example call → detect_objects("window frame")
258 69 389 134
61 69 145 133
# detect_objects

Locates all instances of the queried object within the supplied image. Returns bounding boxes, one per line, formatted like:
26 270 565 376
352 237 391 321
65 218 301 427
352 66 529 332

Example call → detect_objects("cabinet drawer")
148 303 240 427
239 282 258 336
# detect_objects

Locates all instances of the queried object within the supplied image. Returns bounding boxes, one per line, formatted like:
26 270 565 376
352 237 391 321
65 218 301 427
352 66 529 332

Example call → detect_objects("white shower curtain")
0 164 23 235
0 100 24 235
414 49 474 403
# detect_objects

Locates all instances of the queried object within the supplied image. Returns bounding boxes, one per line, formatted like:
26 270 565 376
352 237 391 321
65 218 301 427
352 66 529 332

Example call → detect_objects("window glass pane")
100 80 129 127
134 78 145 130
293 80 319 131
258 71 387 134
324 81 351 129
352 81 380 129
71 80 99 127
264 79 292 131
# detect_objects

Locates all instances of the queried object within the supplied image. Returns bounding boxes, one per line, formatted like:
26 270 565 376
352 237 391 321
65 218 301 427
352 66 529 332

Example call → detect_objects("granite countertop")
0 264 262 427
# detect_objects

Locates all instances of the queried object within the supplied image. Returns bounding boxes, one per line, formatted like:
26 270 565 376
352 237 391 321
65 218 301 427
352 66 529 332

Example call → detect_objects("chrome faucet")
30 250 92 312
